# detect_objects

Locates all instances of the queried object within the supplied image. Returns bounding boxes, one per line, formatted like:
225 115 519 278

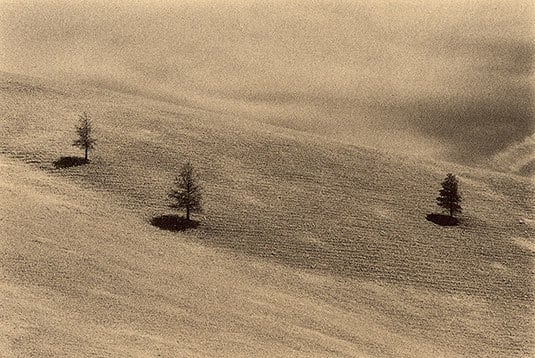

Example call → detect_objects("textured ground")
1 72 534 357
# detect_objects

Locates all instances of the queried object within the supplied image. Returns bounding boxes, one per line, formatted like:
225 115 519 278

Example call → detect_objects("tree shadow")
150 214 199 232
53 156 88 168
426 213 460 226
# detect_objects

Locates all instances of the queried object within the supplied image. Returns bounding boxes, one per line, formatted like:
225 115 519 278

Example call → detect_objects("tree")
73 111 96 161
436 173 462 218
168 162 202 221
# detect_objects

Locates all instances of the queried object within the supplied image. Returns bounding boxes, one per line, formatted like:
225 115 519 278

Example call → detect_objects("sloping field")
4 154 438 357
1 72 534 356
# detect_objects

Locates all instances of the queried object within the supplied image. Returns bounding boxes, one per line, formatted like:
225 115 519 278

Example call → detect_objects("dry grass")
1 72 534 357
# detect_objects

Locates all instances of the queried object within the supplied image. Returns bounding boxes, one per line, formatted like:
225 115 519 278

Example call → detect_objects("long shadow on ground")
151 214 199 232
426 213 459 226
53 156 88 168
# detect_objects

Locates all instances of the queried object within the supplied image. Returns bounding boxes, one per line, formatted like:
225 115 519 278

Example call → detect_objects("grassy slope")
1 72 534 356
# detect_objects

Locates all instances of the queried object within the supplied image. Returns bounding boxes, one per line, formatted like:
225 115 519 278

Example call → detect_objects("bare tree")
169 162 202 221
73 112 96 161
436 173 462 218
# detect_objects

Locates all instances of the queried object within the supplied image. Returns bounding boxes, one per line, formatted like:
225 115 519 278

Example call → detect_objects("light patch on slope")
514 237 535 254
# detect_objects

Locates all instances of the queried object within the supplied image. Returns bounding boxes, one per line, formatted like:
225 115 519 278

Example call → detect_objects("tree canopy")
436 173 462 218
168 162 202 221
73 111 96 161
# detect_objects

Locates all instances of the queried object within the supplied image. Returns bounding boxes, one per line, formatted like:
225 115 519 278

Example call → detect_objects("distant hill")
490 134 535 177
1 72 534 357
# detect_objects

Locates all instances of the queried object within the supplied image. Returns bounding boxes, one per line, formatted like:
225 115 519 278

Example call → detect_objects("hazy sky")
1 0 533 162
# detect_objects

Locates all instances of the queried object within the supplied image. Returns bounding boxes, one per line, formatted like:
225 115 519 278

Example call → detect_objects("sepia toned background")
1 1 534 357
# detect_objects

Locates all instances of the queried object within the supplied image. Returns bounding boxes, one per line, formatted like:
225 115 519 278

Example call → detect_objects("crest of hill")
1 72 534 356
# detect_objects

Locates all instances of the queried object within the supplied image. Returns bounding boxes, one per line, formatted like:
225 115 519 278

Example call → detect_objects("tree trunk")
450 207 453 218
186 206 190 221
84 146 88 161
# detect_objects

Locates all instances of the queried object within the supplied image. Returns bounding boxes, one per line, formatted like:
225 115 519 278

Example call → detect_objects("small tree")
436 173 462 218
169 162 202 221
73 111 96 161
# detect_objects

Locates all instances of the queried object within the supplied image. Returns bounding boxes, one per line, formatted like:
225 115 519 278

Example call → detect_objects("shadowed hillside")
1 72 534 356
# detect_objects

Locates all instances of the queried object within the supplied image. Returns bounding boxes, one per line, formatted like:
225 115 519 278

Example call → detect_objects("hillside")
490 134 535 177
3 155 408 357
1 72 534 357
